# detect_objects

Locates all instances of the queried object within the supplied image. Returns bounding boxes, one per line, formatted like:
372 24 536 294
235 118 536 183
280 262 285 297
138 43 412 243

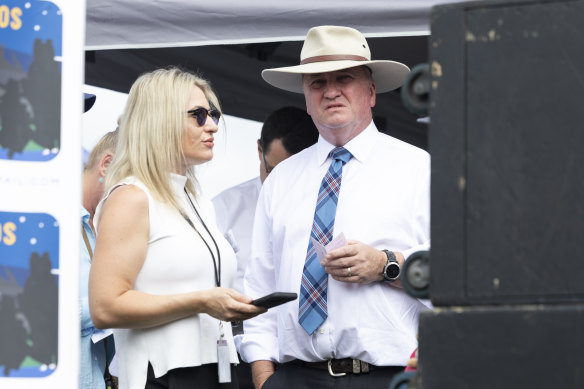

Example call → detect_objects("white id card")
217 339 231 383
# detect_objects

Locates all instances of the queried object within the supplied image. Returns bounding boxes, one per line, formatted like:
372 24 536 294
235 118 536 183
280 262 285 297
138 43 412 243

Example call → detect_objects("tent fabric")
85 0 473 50
85 37 430 149
84 0 477 151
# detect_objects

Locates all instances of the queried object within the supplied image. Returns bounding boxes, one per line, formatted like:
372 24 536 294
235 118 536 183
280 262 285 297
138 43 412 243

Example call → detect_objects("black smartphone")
251 292 298 309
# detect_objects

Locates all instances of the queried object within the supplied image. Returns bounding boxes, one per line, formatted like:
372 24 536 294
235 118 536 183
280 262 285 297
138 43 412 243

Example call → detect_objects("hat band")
300 54 369 65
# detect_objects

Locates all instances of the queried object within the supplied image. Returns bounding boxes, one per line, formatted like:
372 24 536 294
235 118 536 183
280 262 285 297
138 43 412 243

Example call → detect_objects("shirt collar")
81 206 90 223
254 176 262 192
170 173 188 193
315 120 378 166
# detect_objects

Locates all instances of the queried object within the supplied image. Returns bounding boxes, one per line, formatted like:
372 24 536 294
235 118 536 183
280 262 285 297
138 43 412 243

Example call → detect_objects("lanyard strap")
181 189 221 288
81 224 93 260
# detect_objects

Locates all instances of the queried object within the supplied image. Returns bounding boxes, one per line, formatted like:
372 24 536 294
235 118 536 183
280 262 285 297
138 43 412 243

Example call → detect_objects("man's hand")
251 360 275 389
321 240 404 285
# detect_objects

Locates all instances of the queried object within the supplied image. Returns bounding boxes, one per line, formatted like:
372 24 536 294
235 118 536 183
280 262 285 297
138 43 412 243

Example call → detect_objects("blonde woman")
89 68 264 389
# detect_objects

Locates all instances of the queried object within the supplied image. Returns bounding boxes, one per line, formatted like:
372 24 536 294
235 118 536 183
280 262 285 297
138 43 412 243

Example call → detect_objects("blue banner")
0 0 62 161
0 210 59 377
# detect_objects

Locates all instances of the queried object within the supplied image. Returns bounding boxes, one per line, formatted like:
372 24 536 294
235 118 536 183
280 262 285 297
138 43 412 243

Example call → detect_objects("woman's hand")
201 287 266 322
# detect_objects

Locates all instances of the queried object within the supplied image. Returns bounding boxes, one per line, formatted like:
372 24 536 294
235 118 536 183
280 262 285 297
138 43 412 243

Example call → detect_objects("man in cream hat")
239 26 430 389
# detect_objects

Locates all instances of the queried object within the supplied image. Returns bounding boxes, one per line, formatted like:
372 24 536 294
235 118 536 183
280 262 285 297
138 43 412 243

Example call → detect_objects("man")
80 104 118 389
213 106 319 294
239 26 431 389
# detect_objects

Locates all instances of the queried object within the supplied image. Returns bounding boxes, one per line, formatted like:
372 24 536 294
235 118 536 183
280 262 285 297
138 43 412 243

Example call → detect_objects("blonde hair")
105 67 221 210
85 129 119 171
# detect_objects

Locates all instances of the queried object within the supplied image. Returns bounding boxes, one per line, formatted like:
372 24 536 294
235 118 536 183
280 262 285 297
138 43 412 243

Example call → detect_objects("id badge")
217 339 231 383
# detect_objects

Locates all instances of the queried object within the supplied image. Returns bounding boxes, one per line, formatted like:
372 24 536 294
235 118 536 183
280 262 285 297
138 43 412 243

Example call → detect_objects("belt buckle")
327 360 346 377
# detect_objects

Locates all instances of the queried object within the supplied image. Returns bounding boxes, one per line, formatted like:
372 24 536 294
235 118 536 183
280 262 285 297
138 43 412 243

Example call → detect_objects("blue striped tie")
299 147 352 335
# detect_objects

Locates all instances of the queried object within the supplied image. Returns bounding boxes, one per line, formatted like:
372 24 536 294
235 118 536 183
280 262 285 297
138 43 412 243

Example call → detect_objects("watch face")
386 263 400 279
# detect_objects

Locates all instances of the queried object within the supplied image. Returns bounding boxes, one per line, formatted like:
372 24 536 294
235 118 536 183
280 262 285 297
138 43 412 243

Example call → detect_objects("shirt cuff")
236 333 279 363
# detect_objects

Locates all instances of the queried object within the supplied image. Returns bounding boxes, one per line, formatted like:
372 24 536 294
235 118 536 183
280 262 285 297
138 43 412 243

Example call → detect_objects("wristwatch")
381 249 400 282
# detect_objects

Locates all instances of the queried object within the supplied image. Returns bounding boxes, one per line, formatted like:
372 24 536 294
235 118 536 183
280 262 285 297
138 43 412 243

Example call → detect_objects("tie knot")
329 147 352 165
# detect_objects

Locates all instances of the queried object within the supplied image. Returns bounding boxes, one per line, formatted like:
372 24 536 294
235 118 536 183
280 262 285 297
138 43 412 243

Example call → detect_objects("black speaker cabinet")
418 304 584 389
429 0 584 306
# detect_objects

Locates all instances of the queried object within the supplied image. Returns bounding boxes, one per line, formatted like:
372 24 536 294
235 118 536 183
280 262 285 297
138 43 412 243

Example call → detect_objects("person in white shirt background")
80 94 118 389
213 106 318 389
213 106 319 295
238 25 431 389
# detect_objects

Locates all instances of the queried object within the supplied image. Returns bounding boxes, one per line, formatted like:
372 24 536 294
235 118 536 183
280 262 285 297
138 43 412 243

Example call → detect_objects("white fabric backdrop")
85 0 475 50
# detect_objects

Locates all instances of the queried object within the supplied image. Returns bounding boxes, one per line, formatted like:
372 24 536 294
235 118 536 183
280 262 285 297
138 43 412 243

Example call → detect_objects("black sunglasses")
187 107 221 126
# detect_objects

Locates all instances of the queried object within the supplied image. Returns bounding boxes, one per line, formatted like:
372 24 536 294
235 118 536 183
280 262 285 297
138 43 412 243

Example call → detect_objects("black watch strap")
382 249 400 282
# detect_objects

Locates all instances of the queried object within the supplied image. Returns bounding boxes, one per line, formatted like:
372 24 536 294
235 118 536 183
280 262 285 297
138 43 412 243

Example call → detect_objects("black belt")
290 358 387 376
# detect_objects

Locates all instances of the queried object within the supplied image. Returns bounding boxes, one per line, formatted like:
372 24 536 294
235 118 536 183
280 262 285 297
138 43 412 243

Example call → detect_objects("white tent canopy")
85 0 472 50
84 0 475 152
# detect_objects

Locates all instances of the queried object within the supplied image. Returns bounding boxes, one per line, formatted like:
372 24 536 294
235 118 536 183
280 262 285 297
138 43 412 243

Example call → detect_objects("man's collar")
316 121 378 166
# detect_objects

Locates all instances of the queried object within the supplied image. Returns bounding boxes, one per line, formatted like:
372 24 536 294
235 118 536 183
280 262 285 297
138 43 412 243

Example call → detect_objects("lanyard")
81 224 93 260
180 188 221 288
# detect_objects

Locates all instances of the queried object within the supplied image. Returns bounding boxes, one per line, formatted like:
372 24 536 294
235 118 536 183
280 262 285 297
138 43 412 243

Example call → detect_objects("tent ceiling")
85 0 466 50
85 36 429 149
84 1 475 150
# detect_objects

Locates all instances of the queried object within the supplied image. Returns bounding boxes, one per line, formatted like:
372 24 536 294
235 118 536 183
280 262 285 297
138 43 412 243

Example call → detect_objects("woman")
89 68 265 389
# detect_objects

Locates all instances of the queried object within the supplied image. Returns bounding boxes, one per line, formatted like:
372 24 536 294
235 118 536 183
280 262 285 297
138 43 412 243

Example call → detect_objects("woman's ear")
99 152 114 177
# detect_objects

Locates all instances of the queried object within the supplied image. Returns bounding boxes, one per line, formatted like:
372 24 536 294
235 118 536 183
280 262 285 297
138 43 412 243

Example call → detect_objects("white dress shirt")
238 122 430 367
212 176 262 293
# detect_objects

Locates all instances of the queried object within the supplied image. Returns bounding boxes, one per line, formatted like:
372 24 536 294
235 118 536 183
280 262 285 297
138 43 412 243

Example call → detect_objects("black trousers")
235 359 253 389
145 363 239 389
262 361 404 389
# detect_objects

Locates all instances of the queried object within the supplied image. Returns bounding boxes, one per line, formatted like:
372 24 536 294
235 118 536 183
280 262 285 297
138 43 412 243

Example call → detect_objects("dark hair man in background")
213 106 319 295
212 106 318 389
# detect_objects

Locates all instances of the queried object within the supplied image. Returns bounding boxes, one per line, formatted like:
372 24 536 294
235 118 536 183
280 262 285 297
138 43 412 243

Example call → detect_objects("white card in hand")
311 232 347 261
311 237 327 261
326 232 347 252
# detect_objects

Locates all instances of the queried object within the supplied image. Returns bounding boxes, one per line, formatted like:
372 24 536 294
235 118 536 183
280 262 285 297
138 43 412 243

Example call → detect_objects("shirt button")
319 329 325 334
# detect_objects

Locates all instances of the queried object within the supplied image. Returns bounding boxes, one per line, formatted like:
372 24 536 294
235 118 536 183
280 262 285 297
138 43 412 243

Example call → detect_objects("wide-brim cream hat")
262 25 410 93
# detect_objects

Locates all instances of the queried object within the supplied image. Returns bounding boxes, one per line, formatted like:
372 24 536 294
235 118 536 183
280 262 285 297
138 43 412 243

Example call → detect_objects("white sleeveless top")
95 174 238 389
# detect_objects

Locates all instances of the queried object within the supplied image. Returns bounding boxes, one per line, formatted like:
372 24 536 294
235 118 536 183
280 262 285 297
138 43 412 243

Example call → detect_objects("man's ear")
257 139 263 160
370 82 377 107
